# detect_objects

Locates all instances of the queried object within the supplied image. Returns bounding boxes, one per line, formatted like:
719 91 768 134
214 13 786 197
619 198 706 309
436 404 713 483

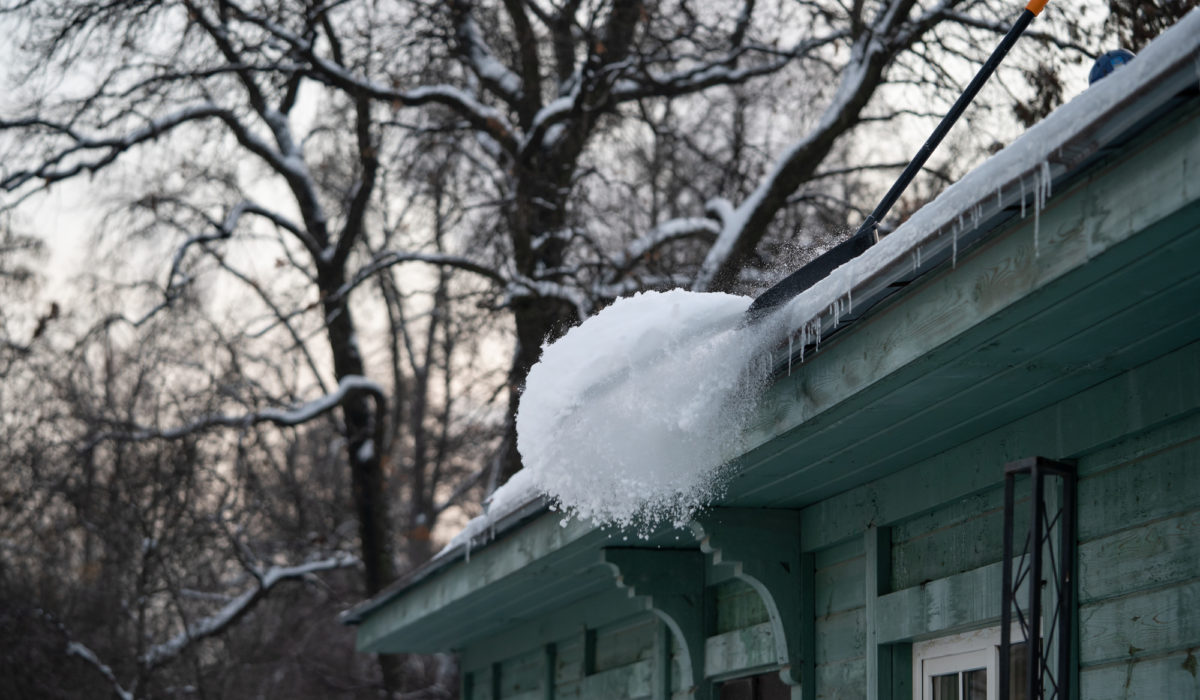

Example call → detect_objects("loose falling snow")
516 289 784 530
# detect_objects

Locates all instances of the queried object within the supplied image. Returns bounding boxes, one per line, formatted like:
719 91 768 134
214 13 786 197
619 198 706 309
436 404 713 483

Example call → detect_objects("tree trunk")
319 269 395 595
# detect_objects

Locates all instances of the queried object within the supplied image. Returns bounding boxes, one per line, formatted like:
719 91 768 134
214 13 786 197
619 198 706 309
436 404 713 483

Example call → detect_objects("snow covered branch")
505 276 592 320
0 104 231 196
519 82 583 158
66 642 134 700
336 250 507 302
85 375 386 448
55 551 361 698
234 7 520 155
607 217 722 281
689 0 921 292
612 31 849 102
453 8 524 107
141 552 359 671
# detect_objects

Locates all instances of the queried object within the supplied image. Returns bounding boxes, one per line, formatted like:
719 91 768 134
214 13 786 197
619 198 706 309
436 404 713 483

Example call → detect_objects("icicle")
1034 179 1040 256
847 287 853 314
788 335 794 376
916 244 922 270
1033 167 1043 257
997 186 1003 210
800 324 807 363
1020 176 1027 218
952 225 959 268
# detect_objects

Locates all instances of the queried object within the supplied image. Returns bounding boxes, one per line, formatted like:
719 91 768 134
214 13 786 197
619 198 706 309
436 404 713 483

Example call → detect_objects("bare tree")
1 286 464 697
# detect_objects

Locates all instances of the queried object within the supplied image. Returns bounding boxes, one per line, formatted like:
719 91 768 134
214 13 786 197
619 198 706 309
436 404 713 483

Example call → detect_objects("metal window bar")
1000 457 1076 700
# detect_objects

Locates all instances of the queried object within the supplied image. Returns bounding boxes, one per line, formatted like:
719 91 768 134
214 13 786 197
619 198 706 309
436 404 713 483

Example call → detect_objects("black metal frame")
1000 457 1076 700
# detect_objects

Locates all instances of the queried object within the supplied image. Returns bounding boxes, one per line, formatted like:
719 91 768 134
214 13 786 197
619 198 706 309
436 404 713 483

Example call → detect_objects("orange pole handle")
1026 0 1050 16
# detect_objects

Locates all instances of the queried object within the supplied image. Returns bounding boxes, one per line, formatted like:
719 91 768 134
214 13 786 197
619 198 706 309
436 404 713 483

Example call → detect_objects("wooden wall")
800 340 1200 699
1076 411 1200 697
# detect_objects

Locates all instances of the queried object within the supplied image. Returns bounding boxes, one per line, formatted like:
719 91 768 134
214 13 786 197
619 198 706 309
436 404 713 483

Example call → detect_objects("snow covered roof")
770 8 1200 367
343 10 1200 629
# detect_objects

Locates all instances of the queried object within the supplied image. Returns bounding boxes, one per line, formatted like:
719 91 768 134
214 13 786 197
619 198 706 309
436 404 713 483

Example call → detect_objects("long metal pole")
1059 466 1076 700
1029 463 1045 699
748 0 1051 318
1000 469 1017 700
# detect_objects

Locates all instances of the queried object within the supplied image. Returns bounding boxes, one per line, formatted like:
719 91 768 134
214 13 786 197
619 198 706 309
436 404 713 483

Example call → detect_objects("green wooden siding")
498 648 545 700
813 545 865 699
1075 412 1200 697
595 617 659 673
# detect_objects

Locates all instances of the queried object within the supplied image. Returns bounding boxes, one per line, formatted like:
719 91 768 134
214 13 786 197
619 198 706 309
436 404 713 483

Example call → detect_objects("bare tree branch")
85 375 384 448
141 552 359 671
66 642 134 700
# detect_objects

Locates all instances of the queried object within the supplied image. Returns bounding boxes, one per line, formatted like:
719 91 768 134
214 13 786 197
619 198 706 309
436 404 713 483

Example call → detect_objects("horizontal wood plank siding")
556 659 654 699
1075 412 1200 694
704 622 775 678
815 657 866 700
595 617 658 673
1078 650 1200 699
813 544 866 699
1078 510 1200 604
498 648 545 699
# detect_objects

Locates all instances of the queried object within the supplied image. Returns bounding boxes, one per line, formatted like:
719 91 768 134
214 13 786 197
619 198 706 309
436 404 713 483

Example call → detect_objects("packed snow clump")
517 289 780 531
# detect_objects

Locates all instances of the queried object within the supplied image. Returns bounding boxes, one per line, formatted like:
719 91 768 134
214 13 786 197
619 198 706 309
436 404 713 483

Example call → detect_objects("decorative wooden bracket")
691 508 813 691
604 548 709 700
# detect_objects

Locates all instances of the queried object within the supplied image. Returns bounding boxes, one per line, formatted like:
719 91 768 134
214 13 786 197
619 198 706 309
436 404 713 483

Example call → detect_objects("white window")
912 626 1029 700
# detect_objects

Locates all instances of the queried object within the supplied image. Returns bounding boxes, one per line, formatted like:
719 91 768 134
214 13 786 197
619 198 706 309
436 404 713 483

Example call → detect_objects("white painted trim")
911 625 1025 700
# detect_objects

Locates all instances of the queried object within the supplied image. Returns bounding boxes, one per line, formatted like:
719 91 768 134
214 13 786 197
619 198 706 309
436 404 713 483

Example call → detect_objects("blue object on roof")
1089 48 1136 85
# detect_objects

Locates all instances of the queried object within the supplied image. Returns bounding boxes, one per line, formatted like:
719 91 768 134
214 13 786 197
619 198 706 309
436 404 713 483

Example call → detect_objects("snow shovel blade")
746 0 1052 320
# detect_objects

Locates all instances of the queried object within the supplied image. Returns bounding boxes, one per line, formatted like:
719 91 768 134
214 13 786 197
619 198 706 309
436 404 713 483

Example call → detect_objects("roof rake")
748 0 1053 319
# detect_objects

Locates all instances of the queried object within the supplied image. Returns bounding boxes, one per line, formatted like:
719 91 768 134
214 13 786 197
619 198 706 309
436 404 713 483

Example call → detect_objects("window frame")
911 625 1026 700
